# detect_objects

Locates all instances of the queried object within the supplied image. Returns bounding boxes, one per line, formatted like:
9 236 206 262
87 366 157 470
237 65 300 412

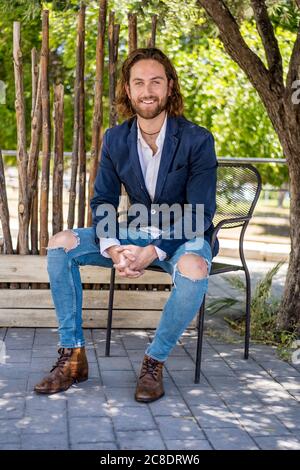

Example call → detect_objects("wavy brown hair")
116 48 184 119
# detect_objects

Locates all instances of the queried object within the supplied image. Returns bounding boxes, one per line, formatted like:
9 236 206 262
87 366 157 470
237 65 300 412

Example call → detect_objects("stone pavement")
1 325 300 451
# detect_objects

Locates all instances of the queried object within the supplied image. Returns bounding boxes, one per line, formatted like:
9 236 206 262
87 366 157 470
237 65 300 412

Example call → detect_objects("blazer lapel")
153 116 179 202
127 117 151 203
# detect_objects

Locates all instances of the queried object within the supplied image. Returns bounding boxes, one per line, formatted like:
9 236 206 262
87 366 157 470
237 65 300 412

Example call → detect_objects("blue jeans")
46 226 212 362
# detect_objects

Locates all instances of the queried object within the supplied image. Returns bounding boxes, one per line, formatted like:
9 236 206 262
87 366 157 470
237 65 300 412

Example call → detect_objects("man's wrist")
147 244 159 261
106 245 120 256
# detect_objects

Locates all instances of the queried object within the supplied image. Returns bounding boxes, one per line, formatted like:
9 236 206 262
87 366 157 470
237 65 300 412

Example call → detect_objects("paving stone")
2 349 32 364
71 442 118 450
156 416 205 440
165 356 195 371
69 417 114 443
67 395 109 418
165 439 212 450
0 419 21 444
0 364 29 379
104 386 138 407
254 435 300 450
179 386 225 407
97 356 133 371
205 428 258 450
0 396 25 419
167 370 210 387
25 393 67 413
21 433 68 450
117 430 165 450
234 411 292 437
17 411 68 434
149 395 192 417
0 443 21 450
191 404 241 429
101 370 136 387
110 406 156 431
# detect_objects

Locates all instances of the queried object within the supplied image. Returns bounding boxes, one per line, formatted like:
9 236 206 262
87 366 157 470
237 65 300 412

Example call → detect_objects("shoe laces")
140 356 162 381
50 348 72 372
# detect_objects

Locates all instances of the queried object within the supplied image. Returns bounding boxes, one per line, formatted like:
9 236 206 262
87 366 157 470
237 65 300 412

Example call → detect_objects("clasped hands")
106 244 158 278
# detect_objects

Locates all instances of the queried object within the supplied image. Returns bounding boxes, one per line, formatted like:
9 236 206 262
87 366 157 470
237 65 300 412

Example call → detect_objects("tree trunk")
277 153 300 332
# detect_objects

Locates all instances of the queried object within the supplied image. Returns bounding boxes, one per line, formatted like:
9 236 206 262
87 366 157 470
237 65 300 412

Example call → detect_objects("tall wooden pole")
87 0 107 228
147 15 157 47
0 149 13 254
68 3 85 229
108 11 120 128
52 84 64 235
77 3 86 228
128 13 137 53
28 53 42 254
13 21 29 254
39 10 51 255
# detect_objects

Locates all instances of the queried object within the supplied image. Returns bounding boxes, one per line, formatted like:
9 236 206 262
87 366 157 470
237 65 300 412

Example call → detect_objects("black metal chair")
105 162 262 383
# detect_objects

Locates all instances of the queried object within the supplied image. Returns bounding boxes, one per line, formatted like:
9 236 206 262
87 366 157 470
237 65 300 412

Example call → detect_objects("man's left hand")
113 245 158 276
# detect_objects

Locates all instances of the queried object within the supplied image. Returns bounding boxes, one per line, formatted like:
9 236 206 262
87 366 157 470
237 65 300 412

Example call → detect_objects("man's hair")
116 47 184 119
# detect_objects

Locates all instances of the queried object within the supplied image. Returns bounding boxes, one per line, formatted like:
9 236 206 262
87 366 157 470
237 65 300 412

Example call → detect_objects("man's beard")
130 95 168 119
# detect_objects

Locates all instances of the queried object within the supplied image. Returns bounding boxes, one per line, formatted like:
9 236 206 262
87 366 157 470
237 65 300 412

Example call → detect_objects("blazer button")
151 209 156 215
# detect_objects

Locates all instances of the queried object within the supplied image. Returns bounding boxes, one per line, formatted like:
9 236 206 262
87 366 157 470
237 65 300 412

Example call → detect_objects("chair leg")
105 268 116 357
195 295 206 384
244 266 251 360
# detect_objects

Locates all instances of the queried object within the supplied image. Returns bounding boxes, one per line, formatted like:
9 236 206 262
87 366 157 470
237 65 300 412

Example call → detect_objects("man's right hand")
106 245 144 278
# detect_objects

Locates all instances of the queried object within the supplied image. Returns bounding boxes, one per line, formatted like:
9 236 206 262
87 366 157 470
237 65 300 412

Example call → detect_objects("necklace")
139 126 161 136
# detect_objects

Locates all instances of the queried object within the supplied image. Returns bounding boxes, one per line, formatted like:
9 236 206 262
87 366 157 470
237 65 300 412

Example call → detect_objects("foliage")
206 261 298 360
0 0 294 185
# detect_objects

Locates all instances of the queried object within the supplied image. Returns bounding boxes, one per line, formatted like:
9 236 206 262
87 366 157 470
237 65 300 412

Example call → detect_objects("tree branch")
250 0 283 89
287 27 300 88
197 0 274 102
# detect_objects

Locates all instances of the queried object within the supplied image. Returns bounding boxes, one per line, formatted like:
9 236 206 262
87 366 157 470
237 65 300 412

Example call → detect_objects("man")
34 48 218 403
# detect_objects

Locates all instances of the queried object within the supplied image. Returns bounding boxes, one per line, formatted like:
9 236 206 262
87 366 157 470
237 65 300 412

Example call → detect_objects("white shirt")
99 114 168 261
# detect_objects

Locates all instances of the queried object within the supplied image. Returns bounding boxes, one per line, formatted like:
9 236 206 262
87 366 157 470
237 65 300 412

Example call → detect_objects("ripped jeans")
46 226 212 362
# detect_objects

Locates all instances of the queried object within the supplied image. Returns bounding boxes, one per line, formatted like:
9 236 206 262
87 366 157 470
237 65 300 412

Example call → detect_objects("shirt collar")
137 113 168 150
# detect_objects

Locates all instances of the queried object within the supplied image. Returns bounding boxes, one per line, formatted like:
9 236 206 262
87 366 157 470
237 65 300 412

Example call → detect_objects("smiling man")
34 48 218 403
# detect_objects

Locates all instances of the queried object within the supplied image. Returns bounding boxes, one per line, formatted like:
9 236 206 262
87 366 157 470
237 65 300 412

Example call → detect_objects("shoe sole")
34 376 88 395
135 392 165 403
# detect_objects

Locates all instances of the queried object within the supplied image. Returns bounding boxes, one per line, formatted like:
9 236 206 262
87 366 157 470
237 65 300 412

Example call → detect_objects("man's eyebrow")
132 76 165 81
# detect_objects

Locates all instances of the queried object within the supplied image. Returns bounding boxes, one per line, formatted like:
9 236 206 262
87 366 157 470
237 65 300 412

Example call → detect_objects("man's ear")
168 79 174 97
125 83 131 99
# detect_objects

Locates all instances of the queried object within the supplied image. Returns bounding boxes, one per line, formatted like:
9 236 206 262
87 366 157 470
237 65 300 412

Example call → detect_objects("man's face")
125 59 173 119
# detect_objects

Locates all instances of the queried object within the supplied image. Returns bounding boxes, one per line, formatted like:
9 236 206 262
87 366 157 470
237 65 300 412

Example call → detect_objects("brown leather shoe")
135 354 165 403
34 347 88 394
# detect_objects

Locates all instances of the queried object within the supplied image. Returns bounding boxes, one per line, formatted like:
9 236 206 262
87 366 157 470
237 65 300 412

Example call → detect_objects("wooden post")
52 84 64 235
108 11 120 128
13 21 29 255
0 149 13 254
87 0 107 228
39 10 51 255
77 3 86 229
128 13 137 53
147 15 157 47
28 55 42 254
68 3 85 230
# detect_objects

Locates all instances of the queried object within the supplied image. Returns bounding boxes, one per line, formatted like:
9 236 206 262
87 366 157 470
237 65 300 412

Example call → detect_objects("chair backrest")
214 162 262 229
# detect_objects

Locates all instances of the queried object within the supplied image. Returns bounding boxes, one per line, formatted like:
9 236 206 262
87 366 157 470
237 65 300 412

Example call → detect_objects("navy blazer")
90 115 219 259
